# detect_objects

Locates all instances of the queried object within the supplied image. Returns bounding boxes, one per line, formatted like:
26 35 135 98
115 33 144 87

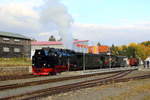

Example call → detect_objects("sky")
0 0 150 46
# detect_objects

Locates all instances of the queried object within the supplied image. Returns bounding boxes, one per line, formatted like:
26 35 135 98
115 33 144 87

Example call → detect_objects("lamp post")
83 47 86 71
107 52 111 69
67 57 70 71
83 52 85 71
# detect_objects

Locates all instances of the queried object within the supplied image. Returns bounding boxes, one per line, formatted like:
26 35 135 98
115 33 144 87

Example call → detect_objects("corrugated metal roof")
0 31 30 40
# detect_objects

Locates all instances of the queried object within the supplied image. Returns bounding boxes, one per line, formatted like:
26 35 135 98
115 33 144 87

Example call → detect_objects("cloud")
38 32 50 36
39 0 74 49
0 1 41 34
0 0 74 49
38 31 61 38
0 0 149 46
72 22 150 45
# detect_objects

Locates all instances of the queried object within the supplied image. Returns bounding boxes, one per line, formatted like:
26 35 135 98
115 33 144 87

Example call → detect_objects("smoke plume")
40 0 73 49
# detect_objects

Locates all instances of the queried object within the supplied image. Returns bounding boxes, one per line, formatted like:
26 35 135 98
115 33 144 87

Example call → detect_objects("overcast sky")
0 0 150 46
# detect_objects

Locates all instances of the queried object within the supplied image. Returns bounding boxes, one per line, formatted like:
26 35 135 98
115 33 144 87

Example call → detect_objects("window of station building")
14 39 20 42
3 47 10 52
3 37 10 41
14 48 20 53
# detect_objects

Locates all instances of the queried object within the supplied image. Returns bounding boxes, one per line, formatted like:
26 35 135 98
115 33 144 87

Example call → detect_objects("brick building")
0 31 31 58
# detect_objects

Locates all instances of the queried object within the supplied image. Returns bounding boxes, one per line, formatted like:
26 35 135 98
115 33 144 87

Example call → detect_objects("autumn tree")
113 42 150 61
110 44 119 55
141 41 150 46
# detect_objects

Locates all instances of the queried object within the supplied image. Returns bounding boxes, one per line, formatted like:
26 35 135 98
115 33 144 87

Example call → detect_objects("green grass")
0 58 32 67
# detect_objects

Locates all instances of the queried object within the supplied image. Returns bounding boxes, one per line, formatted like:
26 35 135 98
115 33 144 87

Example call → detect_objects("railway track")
0 70 139 100
0 74 39 81
0 71 118 82
0 70 126 81
0 70 127 91
0 67 138 81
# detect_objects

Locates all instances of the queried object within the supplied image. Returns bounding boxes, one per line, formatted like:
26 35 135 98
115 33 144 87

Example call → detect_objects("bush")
0 58 32 67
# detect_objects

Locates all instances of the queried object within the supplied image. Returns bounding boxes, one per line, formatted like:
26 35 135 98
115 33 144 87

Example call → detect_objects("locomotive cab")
32 49 57 75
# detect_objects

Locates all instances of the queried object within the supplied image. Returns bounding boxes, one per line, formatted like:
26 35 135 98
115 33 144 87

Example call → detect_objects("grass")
101 79 150 100
0 58 32 67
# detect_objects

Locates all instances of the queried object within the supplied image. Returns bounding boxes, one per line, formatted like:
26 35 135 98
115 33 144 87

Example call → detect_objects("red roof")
74 40 89 43
88 46 110 53
98 46 110 53
31 40 89 46
31 41 63 45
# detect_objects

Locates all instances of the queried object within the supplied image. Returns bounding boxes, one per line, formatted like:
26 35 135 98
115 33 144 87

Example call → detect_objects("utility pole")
107 51 111 69
67 57 70 71
109 53 111 69
83 48 86 71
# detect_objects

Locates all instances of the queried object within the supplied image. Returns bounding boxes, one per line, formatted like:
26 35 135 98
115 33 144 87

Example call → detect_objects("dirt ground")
40 78 150 100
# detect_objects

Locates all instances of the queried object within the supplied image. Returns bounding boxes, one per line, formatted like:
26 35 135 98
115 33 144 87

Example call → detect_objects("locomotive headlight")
43 64 46 66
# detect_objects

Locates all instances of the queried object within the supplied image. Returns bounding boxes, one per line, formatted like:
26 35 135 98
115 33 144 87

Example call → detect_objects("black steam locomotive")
32 48 127 75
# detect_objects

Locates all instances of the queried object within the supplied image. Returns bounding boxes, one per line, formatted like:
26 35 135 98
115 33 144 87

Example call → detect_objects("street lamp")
83 47 86 71
107 52 111 69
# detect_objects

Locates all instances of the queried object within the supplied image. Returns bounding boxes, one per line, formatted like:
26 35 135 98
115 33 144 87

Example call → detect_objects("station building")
0 31 31 58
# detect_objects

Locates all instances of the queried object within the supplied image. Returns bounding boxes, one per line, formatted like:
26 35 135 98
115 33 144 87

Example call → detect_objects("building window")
3 38 10 41
14 48 20 53
14 39 20 42
3 47 10 52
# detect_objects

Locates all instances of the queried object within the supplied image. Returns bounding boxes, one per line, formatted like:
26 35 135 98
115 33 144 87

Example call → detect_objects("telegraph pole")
107 50 111 69
83 48 86 71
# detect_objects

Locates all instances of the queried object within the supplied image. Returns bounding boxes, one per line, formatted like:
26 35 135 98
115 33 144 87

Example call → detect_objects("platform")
138 66 150 71
61 67 139 75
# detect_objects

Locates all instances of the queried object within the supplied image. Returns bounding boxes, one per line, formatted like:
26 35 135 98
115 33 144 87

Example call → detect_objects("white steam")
40 0 73 49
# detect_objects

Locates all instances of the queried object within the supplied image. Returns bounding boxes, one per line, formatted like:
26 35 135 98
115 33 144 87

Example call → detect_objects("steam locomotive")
32 48 127 75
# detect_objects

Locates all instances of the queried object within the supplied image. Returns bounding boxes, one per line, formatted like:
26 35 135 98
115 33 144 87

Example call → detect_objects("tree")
110 41 150 60
118 45 128 56
110 44 119 55
136 44 150 60
141 41 150 46
48 35 56 41
97 42 101 46
126 46 136 58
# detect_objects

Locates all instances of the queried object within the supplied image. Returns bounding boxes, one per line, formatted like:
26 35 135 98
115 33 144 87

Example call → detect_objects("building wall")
0 36 31 58
88 46 110 54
